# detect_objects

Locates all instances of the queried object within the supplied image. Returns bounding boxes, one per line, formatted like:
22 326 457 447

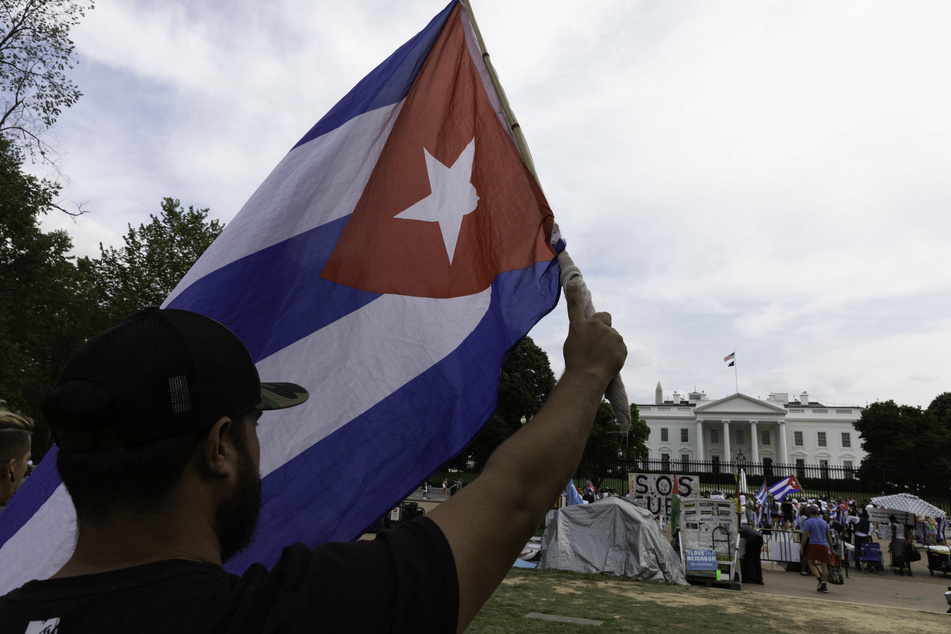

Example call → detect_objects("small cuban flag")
767 475 804 503
0 0 561 588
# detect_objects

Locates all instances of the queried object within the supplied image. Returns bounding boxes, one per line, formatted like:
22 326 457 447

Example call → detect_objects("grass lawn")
467 568 949 633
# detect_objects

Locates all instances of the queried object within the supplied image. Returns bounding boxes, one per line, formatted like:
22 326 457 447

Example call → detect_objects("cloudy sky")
38 0 951 410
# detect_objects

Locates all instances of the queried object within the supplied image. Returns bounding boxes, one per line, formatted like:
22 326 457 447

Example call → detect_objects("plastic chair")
858 542 884 574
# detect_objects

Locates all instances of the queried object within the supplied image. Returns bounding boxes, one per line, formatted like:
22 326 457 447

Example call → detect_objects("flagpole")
461 0 630 433
734 351 738 393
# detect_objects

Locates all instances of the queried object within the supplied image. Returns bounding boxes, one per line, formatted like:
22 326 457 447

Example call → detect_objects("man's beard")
215 443 262 564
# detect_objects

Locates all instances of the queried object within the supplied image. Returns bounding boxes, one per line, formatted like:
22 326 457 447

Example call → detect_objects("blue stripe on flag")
225 259 559 572
293 1 456 149
165 216 380 362
0 447 62 547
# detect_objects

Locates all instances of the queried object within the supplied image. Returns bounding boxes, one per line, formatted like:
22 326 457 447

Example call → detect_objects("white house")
639 384 865 472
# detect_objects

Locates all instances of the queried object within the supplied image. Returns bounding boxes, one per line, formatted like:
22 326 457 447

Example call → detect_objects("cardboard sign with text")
629 473 699 522
868 507 914 526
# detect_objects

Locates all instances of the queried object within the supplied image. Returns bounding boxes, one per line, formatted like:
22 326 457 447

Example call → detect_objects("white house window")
681 454 690 470
817 432 827 447
761 430 770 445
711 429 719 444
735 430 744 445
661 428 668 442
661 453 670 469
841 432 851 448
794 431 803 446
681 428 689 443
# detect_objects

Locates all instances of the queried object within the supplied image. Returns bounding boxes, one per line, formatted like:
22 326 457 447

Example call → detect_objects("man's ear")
200 416 237 477
1 458 13 480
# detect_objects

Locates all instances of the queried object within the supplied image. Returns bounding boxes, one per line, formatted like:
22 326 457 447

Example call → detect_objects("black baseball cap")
49 308 309 451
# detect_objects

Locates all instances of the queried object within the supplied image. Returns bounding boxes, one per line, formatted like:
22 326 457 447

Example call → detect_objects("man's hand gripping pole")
556 226 630 434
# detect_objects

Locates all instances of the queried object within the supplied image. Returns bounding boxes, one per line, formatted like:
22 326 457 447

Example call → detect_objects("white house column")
695 420 704 461
750 421 759 464
778 421 788 464
722 420 731 462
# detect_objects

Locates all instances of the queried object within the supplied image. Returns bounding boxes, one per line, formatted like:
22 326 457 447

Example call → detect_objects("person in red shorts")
800 504 834 593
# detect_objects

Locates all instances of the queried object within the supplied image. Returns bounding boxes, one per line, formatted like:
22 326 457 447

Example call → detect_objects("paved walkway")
746 560 950 615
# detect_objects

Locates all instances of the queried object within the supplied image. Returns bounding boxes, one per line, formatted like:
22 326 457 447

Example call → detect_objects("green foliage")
0 185 221 459
0 136 99 455
463 336 555 467
582 402 650 463
0 0 95 163
927 392 951 429
854 395 951 494
79 198 224 324
628 403 650 460
458 340 655 476
580 402 651 488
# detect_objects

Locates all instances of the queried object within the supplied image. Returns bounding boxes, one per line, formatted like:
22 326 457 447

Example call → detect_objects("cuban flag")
767 475 803 503
834 502 848 526
0 0 561 590
586 480 598 499
753 479 768 528
566 480 584 506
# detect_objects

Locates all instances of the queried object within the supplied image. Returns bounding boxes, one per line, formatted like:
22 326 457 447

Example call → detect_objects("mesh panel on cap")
53 308 261 450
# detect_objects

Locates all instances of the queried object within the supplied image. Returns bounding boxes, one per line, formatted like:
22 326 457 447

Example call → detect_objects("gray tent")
538 497 687 584
870 493 947 518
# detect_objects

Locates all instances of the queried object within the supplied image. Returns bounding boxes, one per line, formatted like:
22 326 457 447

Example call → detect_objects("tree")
854 397 951 495
0 0 94 164
583 402 647 463
0 136 99 456
80 197 224 325
927 392 951 430
462 336 555 467
579 402 651 489
628 403 650 461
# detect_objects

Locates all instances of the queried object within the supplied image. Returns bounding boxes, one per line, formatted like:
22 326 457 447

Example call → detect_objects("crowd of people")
732 491 945 581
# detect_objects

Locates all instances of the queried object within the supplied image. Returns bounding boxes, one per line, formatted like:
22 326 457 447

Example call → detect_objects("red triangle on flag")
321 6 554 298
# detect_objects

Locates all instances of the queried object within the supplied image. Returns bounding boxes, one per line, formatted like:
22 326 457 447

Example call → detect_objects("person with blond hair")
925 516 938 545
0 405 33 509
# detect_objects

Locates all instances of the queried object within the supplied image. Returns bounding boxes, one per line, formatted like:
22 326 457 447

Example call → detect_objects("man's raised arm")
427 279 627 632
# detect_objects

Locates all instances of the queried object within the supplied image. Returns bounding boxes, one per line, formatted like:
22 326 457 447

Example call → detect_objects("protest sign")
628 473 699 523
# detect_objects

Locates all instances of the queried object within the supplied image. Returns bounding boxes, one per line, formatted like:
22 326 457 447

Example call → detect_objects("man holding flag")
0 280 626 632
0 1 629 631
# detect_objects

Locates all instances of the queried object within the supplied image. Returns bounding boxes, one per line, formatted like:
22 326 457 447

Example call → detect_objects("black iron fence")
567 458 951 514
429 456 951 514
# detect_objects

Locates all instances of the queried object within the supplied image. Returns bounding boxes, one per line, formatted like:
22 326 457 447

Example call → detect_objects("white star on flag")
395 138 479 264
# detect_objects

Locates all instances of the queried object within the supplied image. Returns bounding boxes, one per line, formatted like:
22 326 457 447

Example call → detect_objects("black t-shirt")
0 517 457 634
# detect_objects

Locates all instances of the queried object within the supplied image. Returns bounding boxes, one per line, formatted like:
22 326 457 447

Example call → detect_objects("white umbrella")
870 493 947 518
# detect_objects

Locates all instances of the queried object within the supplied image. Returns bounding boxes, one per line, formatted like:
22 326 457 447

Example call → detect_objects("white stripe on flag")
166 103 402 306
0 485 75 593
257 290 490 475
